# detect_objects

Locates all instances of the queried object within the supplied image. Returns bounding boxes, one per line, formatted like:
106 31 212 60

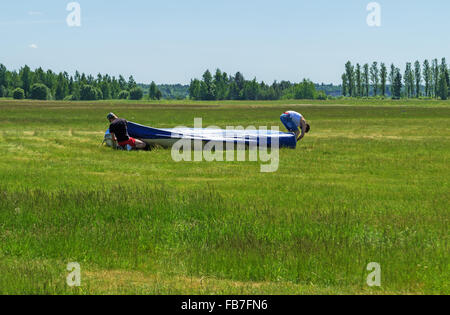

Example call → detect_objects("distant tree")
80 73 87 85
200 70 215 100
432 59 439 98
355 63 362 97
55 72 69 100
438 71 448 100
242 79 259 100
222 71 229 99
441 58 449 88
118 90 130 99
392 69 402 99
86 75 95 85
98 75 111 100
74 71 81 83
341 73 348 96
214 69 228 100
388 64 396 97
128 76 137 90
68 76 74 95
404 62 415 98
363 64 370 97
403 65 409 98
380 63 387 97
13 88 25 100
33 67 46 85
45 70 56 94
156 89 162 100
293 79 317 99
148 81 162 100
423 60 432 97
316 90 327 100
20 65 32 97
118 75 127 91
414 60 422 98
99 81 111 100
370 62 379 96
230 72 245 100
80 85 99 100
129 87 143 100
110 77 120 99
228 81 239 100
345 61 355 97
438 58 448 100
95 87 103 100
189 79 201 100
0 85 5 98
30 83 49 100
0 64 8 92
10 71 22 91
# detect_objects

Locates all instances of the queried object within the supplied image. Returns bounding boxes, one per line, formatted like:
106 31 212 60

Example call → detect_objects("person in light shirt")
280 111 310 142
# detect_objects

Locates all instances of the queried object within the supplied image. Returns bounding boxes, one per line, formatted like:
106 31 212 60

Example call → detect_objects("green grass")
0 99 448 295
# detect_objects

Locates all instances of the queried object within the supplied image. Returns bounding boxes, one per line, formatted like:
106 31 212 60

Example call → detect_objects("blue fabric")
280 114 299 132
125 122 297 149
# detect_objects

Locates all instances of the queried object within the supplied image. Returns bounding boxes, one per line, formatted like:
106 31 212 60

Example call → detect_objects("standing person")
280 111 310 142
107 113 149 150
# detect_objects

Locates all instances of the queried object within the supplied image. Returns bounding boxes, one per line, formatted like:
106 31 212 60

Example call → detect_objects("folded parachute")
105 122 297 149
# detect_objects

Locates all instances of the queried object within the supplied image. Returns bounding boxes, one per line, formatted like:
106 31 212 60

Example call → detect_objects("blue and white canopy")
107 122 297 149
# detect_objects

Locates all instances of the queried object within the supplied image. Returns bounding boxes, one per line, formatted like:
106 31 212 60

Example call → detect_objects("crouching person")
280 111 310 142
107 113 150 151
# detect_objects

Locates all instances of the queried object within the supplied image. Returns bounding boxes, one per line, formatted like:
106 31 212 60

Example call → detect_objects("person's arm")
297 118 307 141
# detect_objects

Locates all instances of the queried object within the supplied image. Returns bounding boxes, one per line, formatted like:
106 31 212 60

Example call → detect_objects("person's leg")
134 139 147 149
134 139 152 151
280 114 297 133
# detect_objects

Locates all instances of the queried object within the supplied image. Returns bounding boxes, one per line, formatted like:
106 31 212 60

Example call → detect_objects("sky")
0 0 449 85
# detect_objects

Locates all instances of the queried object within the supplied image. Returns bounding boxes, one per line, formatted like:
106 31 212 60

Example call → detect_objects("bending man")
280 111 310 142
107 113 149 150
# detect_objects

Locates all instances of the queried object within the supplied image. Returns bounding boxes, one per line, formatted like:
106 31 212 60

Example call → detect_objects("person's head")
305 123 311 133
107 113 118 122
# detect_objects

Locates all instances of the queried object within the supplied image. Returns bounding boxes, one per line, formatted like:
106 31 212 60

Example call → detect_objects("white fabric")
285 111 302 128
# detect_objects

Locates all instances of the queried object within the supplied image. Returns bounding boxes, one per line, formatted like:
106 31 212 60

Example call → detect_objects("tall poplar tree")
388 64 396 97
345 61 355 97
423 60 431 97
432 59 439 98
414 60 422 98
356 63 362 97
380 63 387 97
370 62 379 96
363 64 370 97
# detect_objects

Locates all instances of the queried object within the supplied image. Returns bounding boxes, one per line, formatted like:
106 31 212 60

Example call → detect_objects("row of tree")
0 64 163 101
2 62 448 102
189 69 326 101
341 58 449 100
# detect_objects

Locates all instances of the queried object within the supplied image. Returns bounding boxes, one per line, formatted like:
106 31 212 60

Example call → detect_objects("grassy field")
0 99 448 295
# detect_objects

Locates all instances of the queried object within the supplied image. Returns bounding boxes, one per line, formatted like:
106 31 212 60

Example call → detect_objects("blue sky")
0 0 449 84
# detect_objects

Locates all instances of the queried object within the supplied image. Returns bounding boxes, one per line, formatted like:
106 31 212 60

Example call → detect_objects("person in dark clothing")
107 113 148 150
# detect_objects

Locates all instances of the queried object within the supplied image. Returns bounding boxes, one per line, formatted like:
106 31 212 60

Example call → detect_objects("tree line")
0 64 163 101
189 69 327 101
2 62 448 102
341 58 449 100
